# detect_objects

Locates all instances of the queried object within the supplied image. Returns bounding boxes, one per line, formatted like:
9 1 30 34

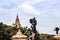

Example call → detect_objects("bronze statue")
30 17 37 33
29 17 40 40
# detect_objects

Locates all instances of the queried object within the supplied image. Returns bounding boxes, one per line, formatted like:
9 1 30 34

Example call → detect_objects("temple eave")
12 35 27 38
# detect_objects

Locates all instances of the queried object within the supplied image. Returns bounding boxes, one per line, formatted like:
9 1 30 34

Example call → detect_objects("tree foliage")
0 22 54 40
0 22 32 40
0 22 18 40
20 26 32 37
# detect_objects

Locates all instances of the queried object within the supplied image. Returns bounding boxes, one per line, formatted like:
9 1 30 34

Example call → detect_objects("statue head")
29 17 37 25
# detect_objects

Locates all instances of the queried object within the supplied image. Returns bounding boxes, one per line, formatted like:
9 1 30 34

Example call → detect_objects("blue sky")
0 0 60 34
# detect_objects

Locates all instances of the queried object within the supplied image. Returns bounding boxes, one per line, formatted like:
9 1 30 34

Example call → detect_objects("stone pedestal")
12 29 27 40
54 34 60 40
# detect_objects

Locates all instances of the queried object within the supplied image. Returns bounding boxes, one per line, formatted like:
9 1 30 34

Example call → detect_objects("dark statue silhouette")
29 17 40 40
30 17 37 33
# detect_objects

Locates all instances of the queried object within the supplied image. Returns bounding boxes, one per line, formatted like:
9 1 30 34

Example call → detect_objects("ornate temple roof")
12 14 27 38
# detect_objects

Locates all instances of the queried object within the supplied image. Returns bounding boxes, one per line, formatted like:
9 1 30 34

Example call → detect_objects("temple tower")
12 14 20 28
12 14 27 40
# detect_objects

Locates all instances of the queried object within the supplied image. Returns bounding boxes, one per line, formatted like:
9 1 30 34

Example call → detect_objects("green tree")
0 22 18 40
0 22 32 40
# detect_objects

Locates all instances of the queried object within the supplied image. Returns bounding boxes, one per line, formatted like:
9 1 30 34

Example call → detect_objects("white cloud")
31 0 45 3
23 0 45 5
18 3 40 15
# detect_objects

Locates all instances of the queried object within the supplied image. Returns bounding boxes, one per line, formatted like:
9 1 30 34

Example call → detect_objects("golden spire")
12 14 21 28
16 14 19 20
15 14 20 28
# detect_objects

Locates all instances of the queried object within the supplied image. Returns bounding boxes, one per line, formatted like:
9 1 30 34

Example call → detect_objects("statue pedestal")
12 29 27 40
54 34 60 40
